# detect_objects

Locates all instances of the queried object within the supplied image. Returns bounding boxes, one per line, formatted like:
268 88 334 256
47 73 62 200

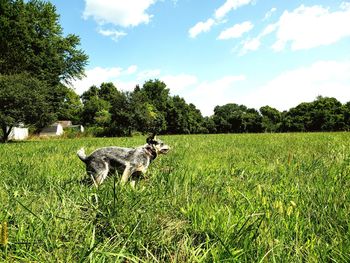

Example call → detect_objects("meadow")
0 133 349 262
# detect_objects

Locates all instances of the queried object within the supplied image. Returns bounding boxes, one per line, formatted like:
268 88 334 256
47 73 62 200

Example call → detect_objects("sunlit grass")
0 133 350 262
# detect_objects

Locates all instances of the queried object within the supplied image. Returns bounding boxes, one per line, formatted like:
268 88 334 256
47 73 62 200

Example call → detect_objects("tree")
142 79 170 113
81 86 111 126
80 83 135 136
280 97 345 132
137 80 169 133
131 88 164 134
260 106 281 132
308 96 345 131
0 0 88 128
55 86 83 123
280 102 311 132
344 102 350 130
242 108 263 133
212 103 263 133
0 74 54 142
0 0 88 85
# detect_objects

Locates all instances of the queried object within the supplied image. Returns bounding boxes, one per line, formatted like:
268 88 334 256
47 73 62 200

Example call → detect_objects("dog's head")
146 133 170 155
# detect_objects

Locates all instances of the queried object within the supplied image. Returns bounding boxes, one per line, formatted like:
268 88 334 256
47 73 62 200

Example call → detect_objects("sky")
49 0 350 116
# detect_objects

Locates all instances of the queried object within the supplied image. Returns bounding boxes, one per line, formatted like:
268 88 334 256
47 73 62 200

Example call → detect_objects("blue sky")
50 0 350 116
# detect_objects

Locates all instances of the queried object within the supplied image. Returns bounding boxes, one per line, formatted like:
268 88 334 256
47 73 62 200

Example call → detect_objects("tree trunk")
1 125 11 143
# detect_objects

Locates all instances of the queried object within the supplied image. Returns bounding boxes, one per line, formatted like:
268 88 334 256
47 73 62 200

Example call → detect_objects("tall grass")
0 133 349 262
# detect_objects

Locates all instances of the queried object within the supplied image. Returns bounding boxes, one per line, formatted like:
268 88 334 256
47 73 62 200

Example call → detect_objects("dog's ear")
146 133 156 144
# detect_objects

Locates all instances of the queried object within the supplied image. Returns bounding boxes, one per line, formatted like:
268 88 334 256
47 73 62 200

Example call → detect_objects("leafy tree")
0 74 54 142
280 97 345 132
81 92 110 126
203 117 217 134
280 103 311 132
0 0 88 129
142 79 170 112
131 88 164 134
260 106 281 132
166 96 191 134
0 0 88 85
213 103 263 133
344 102 350 130
81 85 99 104
308 96 345 131
109 91 134 136
50 84 83 123
242 108 263 133
136 80 169 133
99 82 121 102
81 82 135 136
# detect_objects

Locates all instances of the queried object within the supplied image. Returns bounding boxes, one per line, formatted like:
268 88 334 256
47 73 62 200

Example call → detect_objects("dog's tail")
77 148 88 163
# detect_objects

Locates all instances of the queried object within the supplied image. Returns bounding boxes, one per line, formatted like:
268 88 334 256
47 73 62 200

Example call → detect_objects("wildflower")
0 222 8 246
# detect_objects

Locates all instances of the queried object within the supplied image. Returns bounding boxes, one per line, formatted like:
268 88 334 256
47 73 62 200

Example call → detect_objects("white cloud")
241 60 350 110
238 23 277 55
272 4 350 51
189 18 215 38
69 66 148 94
117 80 140 92
263 7 277 21
161 74 198 93
83 0 156 27
239 37 260 55
184 75 246 116
98 28 127 41
238 3 350 55
218 21 253 40
125 65 138 75
215 0 253 20
189 0 253 38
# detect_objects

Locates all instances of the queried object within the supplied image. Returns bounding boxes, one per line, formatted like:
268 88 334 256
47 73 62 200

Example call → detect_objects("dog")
77 134 170 187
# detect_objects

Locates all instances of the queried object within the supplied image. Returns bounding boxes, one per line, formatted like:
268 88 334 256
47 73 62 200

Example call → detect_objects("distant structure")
7 125 29 140
58 120 84 133
39 123 64 137
39 121 84 137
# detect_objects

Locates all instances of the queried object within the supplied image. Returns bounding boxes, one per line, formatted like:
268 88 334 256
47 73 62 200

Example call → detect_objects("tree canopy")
0 0 88 85
77 80 350 137
0 74 53 142
0 0 88 142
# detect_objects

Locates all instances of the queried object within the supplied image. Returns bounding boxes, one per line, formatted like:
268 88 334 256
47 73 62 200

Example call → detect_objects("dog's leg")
92 161 109 186
121 163 132 185
130 180 136 188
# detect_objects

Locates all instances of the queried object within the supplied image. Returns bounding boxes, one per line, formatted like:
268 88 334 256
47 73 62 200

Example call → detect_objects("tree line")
75 83 350 136
1 0 350 142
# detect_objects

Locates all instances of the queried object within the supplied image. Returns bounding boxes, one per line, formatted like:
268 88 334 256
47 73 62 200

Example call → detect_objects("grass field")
0 133 350 262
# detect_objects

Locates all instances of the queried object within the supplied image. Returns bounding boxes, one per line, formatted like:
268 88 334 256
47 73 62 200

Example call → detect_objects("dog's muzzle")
160 146 170 154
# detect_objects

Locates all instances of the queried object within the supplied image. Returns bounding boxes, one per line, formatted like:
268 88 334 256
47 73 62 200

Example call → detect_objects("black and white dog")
77 134 170 187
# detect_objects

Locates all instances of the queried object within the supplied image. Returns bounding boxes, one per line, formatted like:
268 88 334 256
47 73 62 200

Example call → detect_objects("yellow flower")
0 222 8 246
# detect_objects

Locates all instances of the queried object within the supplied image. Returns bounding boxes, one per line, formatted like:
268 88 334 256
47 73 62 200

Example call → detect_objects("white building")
8 126 29 140
39 123 64 137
